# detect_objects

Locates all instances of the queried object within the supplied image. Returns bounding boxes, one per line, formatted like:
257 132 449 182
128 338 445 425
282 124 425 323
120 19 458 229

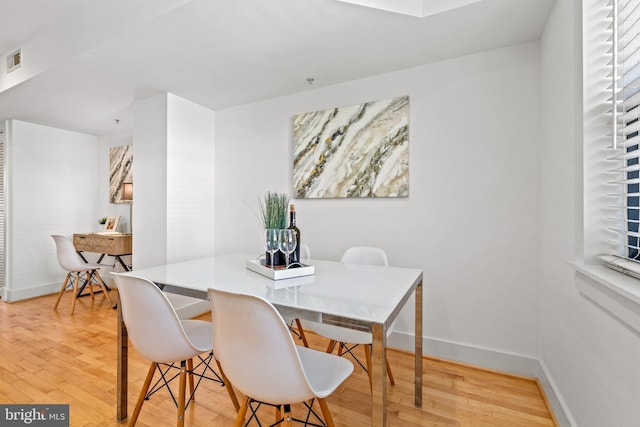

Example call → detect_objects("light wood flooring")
0 289 558 426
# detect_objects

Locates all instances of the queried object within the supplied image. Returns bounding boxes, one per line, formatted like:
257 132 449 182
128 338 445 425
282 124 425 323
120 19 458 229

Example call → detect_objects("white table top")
119 253 423 328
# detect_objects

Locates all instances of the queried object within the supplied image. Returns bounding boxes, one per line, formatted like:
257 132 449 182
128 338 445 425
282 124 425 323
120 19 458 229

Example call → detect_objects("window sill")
570 260 640 333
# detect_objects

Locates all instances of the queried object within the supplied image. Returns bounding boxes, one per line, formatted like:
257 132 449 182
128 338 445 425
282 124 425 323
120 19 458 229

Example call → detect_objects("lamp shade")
121 182 133 202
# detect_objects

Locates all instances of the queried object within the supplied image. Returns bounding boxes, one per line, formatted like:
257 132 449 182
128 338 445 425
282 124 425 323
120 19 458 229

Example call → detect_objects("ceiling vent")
6 49 21 73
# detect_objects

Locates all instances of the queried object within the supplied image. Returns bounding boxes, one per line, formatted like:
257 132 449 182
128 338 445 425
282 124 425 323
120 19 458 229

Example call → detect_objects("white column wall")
132 93 216 269
166 93 215 263
215 42 542 362
132 94 169 269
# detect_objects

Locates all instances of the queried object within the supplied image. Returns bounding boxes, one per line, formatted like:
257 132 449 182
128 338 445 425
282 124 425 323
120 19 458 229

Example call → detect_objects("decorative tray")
246 259 315 281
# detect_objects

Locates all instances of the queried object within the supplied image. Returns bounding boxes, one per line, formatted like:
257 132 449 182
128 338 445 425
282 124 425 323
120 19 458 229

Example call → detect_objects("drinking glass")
278 229 297 269
265 229 280 270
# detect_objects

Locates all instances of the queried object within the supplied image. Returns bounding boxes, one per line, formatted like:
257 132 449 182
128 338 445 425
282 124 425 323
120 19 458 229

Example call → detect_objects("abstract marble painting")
293 96 409 198
109 145 133 203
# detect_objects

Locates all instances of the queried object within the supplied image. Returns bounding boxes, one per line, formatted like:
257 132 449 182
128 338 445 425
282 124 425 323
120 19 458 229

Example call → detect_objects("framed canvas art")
109 145 133 203
293 96 409 199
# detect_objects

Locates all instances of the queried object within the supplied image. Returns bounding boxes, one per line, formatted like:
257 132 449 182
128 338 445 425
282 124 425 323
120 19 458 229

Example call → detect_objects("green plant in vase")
98 217 108 231
259 191 289 266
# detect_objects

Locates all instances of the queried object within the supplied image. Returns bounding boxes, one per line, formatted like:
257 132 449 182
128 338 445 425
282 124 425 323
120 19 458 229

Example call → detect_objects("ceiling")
0 0 555 137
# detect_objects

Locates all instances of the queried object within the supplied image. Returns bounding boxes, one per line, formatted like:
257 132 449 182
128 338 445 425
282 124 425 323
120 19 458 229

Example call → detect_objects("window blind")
0 130 4 292
603 0 640 274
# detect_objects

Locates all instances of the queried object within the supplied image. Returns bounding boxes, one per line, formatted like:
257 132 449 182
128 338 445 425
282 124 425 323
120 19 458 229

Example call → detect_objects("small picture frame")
103 216 120 232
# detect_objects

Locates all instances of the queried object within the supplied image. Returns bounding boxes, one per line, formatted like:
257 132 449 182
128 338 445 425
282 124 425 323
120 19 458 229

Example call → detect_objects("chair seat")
181 319 213 352
305 321 373 344
82 262 104 271
297 345 353 398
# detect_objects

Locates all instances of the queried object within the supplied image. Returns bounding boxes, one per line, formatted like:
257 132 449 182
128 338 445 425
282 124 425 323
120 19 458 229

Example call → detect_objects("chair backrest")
51 235 91 272
340 246 388 266
208 288 315 404
113 274 205 363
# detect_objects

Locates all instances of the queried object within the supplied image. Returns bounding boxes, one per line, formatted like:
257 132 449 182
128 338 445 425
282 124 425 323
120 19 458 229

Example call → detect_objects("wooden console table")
73 233 132 271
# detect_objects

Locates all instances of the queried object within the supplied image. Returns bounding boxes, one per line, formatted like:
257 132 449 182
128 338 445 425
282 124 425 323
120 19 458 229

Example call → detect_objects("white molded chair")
112 274 239 427
208 287 353 427
51 234 114 313
305 246 395 388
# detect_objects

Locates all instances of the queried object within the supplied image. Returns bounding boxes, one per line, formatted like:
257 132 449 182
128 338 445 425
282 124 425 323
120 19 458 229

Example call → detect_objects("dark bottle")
288 204 301 266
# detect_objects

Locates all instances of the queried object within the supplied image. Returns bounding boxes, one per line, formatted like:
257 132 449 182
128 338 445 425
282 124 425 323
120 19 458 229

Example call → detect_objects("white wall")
540 0 640 426
215 43 542 364
4 120 98 301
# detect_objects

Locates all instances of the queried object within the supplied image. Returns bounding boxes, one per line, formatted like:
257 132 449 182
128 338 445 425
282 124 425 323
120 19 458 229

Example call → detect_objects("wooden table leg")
117 294 128 421
415 280 423 407
370 323 386 426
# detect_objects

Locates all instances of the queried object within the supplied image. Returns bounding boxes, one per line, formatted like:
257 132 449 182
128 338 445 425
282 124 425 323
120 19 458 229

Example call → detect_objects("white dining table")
114 253 423 426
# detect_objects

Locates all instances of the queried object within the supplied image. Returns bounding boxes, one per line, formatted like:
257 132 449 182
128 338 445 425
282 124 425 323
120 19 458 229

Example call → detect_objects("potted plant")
259 191 289 266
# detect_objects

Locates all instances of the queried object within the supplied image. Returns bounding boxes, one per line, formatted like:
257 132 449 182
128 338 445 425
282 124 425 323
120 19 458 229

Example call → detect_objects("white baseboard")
537 358 578 427
388 331 574 427
2 282 60 302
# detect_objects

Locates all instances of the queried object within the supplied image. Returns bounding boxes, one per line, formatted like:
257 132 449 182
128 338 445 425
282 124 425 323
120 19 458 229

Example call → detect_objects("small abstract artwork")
293 96 409 199
109 145 133 203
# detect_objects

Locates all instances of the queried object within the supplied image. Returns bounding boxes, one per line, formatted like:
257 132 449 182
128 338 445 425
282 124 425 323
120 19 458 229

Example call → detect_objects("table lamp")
120 182 133 233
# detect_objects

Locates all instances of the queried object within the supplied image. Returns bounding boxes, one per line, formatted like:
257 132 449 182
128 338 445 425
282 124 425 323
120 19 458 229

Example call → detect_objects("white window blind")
602 0 640 276
0 129 4 292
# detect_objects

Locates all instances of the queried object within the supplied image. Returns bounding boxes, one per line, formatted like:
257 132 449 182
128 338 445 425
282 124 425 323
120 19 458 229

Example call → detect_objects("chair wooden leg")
317 398 335 427
283 404 293 427
234 396 251 427
86 272 95 298
337 342 345 356
93 271 114 306
130 362 158 426
385 350 395 385
216 359 240 411
177 360 187 427
187 358 195 400
364 344 373 391
70 274 80 314
53 273 71 310
325 340 337 353
295 319 309 348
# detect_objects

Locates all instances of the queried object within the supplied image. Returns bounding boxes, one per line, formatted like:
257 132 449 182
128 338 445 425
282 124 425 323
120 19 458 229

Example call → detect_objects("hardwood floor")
0 290 558 426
